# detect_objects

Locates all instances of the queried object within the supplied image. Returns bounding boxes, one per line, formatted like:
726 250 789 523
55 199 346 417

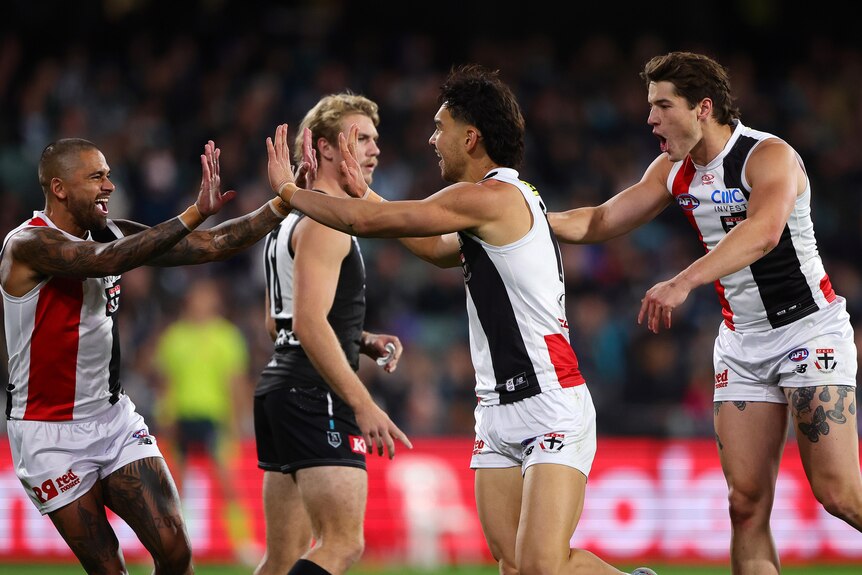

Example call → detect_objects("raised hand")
195 140 237 217
292 127 318 189
266 124 296 197
338 124 369 198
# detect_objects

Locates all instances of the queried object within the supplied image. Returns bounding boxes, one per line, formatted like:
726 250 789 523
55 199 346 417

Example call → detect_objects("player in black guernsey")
254 96 410 575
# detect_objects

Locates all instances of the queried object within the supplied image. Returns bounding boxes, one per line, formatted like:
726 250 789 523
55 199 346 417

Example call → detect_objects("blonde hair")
294 92 380 164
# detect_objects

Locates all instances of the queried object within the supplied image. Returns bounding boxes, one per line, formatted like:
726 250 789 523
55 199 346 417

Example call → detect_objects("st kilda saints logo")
814 348 837 374
539 432 565 452
103 275 121 316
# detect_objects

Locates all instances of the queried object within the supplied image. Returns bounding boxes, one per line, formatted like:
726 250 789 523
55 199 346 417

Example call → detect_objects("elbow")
760 228 784 254
292 317 311 342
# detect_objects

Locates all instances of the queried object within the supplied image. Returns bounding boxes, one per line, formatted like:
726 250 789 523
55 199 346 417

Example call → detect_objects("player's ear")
465 127 482 151
49 177 67 200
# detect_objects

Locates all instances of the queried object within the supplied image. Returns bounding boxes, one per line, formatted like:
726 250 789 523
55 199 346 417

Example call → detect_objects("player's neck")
309 171 349 198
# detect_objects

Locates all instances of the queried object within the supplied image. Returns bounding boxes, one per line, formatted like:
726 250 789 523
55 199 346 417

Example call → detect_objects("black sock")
287 559 332 575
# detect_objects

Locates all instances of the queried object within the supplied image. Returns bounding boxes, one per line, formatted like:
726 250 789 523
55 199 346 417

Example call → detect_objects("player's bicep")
9 228 100 277
745 141 799 227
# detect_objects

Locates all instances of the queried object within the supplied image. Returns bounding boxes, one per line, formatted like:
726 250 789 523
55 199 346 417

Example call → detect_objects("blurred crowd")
1 1 861 442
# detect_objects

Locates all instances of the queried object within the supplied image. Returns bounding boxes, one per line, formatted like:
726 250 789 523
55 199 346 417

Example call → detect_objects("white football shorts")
470 385 597 478
6 394 164 515
713 297 857 403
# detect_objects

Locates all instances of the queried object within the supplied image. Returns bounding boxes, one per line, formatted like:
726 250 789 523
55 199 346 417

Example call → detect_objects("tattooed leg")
714 400 788 574
103 457 193 574
49 479 128 574
788 385 862 531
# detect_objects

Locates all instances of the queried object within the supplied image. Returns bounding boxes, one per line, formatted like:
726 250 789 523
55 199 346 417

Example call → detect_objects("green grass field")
3 563 862 574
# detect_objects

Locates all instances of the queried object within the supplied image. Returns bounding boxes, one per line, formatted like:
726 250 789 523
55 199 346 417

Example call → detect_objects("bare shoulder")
294 214 351 254
5 226 68 260
1 227 68 295
746 137 799 176
750 137 795 163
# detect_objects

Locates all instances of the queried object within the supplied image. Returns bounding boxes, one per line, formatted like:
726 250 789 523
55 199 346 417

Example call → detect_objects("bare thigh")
102 457 191 570
294 466 367 538
49 479 126 573
474 467 522 566
518 464 586 566
786 385 862 491
714 401 788 499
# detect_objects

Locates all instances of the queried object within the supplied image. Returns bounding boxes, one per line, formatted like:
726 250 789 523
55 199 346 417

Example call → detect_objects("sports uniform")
254 209 368 473
666 121 856 401
464 169 596 476
2 211 162 514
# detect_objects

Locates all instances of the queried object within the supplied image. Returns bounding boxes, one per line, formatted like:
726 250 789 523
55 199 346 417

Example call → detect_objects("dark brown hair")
641 52 741 125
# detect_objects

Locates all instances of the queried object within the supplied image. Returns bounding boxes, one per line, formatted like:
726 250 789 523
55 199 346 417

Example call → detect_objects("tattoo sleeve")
148 201 284 266
17 217 192 278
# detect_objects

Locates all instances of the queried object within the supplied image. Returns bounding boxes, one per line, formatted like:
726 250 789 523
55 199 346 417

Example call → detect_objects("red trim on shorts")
25 277 83 421
544 334 585 388
820 274 836 303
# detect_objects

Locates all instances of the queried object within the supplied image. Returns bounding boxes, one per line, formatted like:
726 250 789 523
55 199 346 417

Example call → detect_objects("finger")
396 428 413 450
266 136 275 159
637 300 648 325
665 307 673 329
200 154 211 186
349 123 359 155
383 432 395 459
213 146 220 177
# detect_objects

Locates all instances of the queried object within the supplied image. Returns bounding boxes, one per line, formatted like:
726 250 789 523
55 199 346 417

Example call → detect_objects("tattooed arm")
113 198 289 266
0 140 237 296
1 218 201 297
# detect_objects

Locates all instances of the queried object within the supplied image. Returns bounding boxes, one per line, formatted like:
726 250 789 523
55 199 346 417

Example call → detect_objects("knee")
498 560 519 575
152 535 193 575
812 482 862 521
340 536 364 567
516 551 559 575
317 532 364 570
727 484 772 526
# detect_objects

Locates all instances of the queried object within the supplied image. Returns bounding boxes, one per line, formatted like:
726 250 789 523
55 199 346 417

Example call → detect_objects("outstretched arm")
548 154 673 244
119 136 292 266
267 124 478 267
1 141 236 296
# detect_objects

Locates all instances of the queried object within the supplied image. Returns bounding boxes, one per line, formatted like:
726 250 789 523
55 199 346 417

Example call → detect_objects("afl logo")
701 173 715 184
788 348 809 362
677 194 700 211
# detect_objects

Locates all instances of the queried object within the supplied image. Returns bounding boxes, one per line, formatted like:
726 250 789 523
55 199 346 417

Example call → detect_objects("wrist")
277 181 299 204
362 188 385 202
178 204 205 231
268 197 291 218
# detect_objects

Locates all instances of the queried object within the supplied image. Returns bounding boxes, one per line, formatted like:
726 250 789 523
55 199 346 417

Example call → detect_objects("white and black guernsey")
2 212 124 421
256 208 366 395
667 121 836 332
462 168 585 406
